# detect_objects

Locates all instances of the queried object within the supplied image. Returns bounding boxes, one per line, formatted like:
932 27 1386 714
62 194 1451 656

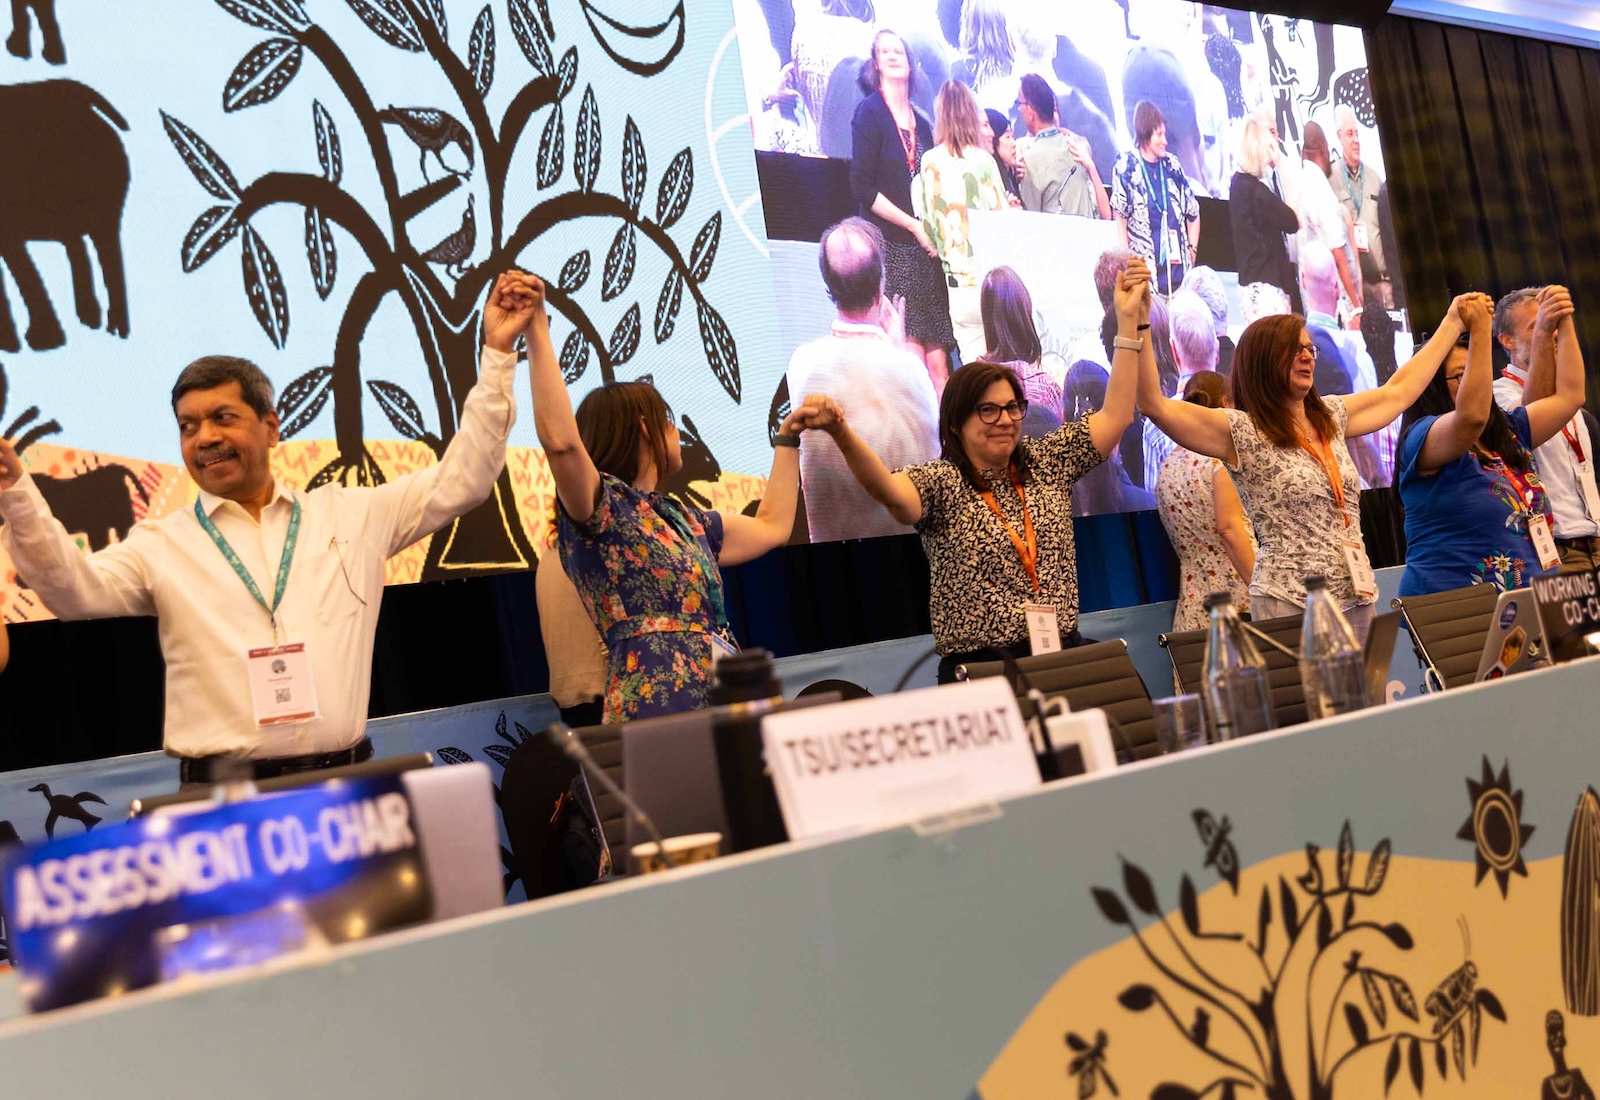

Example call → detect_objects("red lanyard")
1297 431 1349 528
1503 365 1586 462
895 123 917 176
1490 453 1541 511
979 467 1039 593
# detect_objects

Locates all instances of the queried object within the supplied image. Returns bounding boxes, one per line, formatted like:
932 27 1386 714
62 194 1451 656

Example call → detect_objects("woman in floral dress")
504 272 808 722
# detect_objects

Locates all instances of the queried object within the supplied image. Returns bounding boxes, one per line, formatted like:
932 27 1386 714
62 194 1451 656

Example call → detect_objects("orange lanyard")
1297 431 1349 528
979 467 1039 593
1491 453 1541 511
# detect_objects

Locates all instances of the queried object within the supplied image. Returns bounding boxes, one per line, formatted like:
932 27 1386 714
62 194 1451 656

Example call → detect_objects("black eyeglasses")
1296 343 1320 362
974 400 1029 425
1445 372 1466 384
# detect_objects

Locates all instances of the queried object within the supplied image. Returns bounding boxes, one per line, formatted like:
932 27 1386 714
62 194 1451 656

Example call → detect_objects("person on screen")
793 257 1154 682
978 265 1064 426
788 0 877 155
1064 360 1155 517
1299 122 1363 324
981 107 1023 204
1157 371 1256 631
851 29 954 395
0 273 530 783
786 217 939 542
1015 73 1110 220
1169 289 1218 398
1330 104 1391 309
1135 293 1474 639
509 273 809 723
1398 291 1582 596
1181 265 1234 377
1111 100 1201 295
914 80 1007 365
1494 286 1600 571
1300 242 1386 487
1121 46 1216 197
1229 115 1300 312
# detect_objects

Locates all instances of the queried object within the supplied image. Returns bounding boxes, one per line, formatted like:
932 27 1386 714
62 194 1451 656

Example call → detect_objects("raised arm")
1519 285 1569 406
1133 260 1237 464
1211 463 1256 584
1412 296 1492 476
513 273 602 525
1526 306 1586 445
1342 293 1476 439
716 406 807 566
802 396 924 526
1090 257 1149 458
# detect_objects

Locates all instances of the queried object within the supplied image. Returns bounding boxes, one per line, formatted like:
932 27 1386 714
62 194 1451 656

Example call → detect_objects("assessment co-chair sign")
761 678 1041 840
1530 567 1600 666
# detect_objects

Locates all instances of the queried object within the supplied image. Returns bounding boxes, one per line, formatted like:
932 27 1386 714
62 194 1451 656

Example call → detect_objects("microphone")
544 722 678 871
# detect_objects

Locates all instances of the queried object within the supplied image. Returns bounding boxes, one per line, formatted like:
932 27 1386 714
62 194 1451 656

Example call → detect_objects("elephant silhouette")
32 463 149 551
0 80 131 353
6 0 64 65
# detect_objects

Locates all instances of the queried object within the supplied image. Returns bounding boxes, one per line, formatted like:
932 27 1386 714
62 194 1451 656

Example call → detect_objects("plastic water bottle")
1299 575 1369 719
1201 592 1275 741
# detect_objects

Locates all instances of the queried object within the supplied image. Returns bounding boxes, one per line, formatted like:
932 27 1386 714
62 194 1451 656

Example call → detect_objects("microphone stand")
545 722 678 870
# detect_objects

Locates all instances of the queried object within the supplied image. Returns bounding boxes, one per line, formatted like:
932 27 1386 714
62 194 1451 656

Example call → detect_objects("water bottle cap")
1203 591 1234 611
1303 574 1327 591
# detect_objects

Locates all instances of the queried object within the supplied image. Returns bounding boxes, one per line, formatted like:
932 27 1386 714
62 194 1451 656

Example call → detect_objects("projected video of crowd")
733 0 1412 539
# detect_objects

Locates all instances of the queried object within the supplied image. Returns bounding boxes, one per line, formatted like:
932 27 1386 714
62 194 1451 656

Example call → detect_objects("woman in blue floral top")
502 273 807 722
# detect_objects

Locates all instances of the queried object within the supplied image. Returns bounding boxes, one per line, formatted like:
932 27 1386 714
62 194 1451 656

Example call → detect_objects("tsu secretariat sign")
0 776 432 1013
762 678 1040 839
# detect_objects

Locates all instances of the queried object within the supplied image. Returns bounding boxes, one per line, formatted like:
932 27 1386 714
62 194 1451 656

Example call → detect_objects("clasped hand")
484 270 547 352
1114 256 1153 324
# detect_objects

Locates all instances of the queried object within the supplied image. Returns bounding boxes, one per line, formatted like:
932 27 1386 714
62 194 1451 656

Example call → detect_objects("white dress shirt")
0 347 517 758
1494 369 1600 539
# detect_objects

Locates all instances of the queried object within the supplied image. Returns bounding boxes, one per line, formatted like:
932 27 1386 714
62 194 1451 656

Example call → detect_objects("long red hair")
1229 314 1336 447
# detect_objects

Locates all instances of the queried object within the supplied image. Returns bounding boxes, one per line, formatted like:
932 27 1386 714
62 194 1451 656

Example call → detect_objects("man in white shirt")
786 218 939 542
1329 105 1390 309
1300 242 1386 487
1493 285 1600 570
0 272 534 782
1298 122 1362 324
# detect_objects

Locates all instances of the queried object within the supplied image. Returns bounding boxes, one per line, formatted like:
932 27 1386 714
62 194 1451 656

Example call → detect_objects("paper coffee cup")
630 832 723 875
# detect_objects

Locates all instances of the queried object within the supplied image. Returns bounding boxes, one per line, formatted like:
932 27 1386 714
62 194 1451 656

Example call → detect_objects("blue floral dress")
557 474 731 722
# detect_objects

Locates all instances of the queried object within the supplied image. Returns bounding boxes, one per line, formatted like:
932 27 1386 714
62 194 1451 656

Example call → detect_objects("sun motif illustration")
1457 757 1535 897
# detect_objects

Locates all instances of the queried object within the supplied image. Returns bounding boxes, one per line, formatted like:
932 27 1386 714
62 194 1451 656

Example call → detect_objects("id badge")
246 642 320 726
709 633 738 669
1353 224 1370 252
1578 457 1600 521
1341 540 1377 600
1164 227 1181 266
1529 514 1561 571
1024 603 1062 655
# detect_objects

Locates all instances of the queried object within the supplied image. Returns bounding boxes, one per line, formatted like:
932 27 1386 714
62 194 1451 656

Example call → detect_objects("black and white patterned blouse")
1224 394 1373 609
902 419 1104 655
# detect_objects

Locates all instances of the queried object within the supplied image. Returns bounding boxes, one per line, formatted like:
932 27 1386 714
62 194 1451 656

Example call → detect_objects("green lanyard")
657 497 728 633
1342 161 1366 217
194 496 302 627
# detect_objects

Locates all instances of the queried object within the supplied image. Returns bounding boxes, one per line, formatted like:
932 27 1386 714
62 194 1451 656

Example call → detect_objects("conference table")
0 645 1592 1099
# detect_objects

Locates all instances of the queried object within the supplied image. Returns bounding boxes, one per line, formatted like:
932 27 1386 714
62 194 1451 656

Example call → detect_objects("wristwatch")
773 432 800 448
1113 335 1144 353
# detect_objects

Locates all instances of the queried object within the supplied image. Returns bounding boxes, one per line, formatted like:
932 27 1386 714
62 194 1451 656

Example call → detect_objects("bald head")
1298 241 1340 316
1302 121 1330 173
818 217 885 317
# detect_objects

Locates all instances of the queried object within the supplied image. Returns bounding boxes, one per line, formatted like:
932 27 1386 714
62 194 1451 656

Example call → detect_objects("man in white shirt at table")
0 272 538 784
1494 284 1600 571
785 217 939 542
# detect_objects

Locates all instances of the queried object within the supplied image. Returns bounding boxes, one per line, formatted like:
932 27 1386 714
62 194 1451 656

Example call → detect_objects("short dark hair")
1493 287 1538 345
938 360 1029 489
574 381 673 487
1018 73 1056 123
818 217 884 313
1133 100 1166 149
171 356 275 419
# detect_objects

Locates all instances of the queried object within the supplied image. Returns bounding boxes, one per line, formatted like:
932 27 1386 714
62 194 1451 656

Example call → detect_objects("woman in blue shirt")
1397 289 1585 595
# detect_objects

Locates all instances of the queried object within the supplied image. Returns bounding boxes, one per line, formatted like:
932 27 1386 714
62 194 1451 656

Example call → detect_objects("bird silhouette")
378 106 474 180
420 196 475 280
29 784 106 839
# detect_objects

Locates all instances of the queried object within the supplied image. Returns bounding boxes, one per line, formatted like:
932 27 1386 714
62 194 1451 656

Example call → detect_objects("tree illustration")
162 0 733 577
1091 820 1506 1100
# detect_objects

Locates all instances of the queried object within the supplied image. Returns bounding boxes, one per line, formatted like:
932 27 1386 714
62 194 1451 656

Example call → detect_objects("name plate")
0 774 433 1013
1530 568 1600 665
761 678 1040 840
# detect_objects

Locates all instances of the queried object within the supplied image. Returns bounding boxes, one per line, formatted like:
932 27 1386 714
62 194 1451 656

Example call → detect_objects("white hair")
1183 265 1229 326
1239 282 1291 325
1170 290 1218 373
1333 103 1359 132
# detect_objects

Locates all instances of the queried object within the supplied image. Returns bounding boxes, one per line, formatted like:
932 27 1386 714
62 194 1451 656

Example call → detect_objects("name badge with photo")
1024 603 1061 655
1529 514 1561 572
1342 540 1378 601
247 642 320 726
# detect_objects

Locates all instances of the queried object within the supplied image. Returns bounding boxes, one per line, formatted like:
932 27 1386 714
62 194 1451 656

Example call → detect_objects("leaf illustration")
1476 989 1505 1021
559 329 590 383
1407 1035 1423 1091
559 249 591 292
556 46 578 98
537 102 564 189
1378 923 1414 950
767 375 790 445
577 0 684 77
689 211 721 282
1316 902 1332 950
312 100 342 183
1337 820 1355 888
654 268 683 342
482 744 513 768
1435 1037 1447 1078
495 712 508 742
436 747 473 765
1116 984 1155 1011
240 224 289 348
1361 970 1388 1027
1469 1001 1481 1064
601 224 636 301
1345 1003 1369 1046
368 380 429 441
222 37 302 112
1092 887 1130 926
181 204 243 272
1176 874 1200 935
621 116 646 213
1279 877 1299 939
1364 837 1391 894
161 111 242 201
697 299 740 402
420 0 446 39
1256 884 1271 956
302 206 336 299
1065 1032 1088 1052
1343 892 1356 927
534 0 553 35
655 146 694 228
1389 975 1419 1021
508 0 553 74
1449 1025 1464 1078
307 448 383 488
512 720 534 743
1150 1086 1199 1100
275 365 332 439
607 303 641 365
1122 860 1159 916
346 0 424 51
468 6 495 98
214 0 309 34
1384 1039 1401 1094
574 85 601 193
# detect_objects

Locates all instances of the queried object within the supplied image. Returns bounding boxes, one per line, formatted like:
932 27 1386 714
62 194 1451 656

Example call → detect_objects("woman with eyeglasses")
505 272 810 722
1136 297 1473 639
1397 288 1583 596
797 258 1153 682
